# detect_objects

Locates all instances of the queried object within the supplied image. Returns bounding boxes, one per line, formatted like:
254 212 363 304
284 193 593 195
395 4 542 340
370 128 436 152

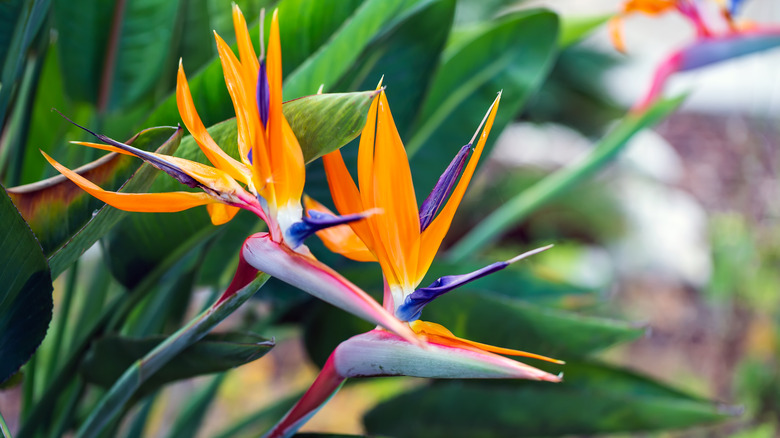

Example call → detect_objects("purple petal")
285 210 367 248
54 110 201 189
256 60 270 127
419 144 470 231
395 245 553 321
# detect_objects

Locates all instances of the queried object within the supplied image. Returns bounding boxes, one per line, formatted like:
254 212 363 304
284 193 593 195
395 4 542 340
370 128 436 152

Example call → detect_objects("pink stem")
263 354 347 438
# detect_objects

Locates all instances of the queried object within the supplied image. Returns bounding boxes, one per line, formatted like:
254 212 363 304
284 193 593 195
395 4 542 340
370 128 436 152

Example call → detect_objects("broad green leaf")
80 332 273 396
0 0 23 72
7 126 182 277
0 0 50 129
52 0 114 104
284 91 380 162
76 273 270 438
105 91 377 288
282 0 422 98
54 0 179 109
107 0 180 110
406 9 559 199
336 0 456 135
423 291 644 358
364 362 732 437
0 184 53 384
448 96 685 261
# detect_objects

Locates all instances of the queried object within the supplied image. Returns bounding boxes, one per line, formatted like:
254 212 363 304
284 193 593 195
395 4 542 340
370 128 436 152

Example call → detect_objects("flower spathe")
43 6 421 345
263 89 562 438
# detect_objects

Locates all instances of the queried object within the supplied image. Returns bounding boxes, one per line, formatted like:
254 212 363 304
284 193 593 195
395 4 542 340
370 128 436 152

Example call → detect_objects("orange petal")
42 151 216 213
176 62 252 185
71 141 136 156
417 93 500 285
608 16 627 53
411 320 563 364
207 203 241 225
214 31 271 199
264 10 306 208
371 91 420 289
322 149 376 250
231 4 261 90
303 195 376 262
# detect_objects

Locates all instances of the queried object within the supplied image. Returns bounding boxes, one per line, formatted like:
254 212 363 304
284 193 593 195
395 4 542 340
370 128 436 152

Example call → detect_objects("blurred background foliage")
1 0 779 436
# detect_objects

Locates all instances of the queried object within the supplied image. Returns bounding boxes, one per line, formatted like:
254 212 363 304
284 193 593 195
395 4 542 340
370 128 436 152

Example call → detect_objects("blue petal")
286 210 367 248
396 261 508 322
730 0 746 15
419 144 470 231
395 245 554 321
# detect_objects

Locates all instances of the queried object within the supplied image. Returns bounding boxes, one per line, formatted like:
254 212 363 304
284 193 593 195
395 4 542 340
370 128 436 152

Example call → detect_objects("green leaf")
81 332 272 397
0 184 53 384
423 290 644 358
337 0 455 134
107 0 180 110
448 96 685 261
7 126 183 277
406 9 560 199
142 0 403 129
0 0 23 72
282 0 422 98
54 0 179 109
283 91 380 162
364 362 733 437
558 15 610 48
75 273 270 438
105 91 377 288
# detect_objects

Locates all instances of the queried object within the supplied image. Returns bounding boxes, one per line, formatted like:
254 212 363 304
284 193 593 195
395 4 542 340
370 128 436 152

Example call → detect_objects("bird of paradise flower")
42 5 419 345
258 87 563 438
609 0 780 110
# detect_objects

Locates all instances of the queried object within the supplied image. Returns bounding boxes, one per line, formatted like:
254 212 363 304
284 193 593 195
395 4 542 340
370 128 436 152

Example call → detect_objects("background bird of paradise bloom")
1 0 780 437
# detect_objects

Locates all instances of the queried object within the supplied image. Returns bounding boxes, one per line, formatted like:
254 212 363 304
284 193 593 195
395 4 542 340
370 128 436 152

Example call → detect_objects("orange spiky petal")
411 320 564 364
370 91 420 289
176 62 251 185
232 4 261 90
42 151 216 213
322 149 376 250
264 10 305 207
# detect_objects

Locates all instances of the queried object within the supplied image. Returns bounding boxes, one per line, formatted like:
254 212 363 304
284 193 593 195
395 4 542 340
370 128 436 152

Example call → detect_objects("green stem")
75 273 270 438
20 355 35 422
43 261 79 387
17 297 122 438
0 407 12 438
447 97 684 262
